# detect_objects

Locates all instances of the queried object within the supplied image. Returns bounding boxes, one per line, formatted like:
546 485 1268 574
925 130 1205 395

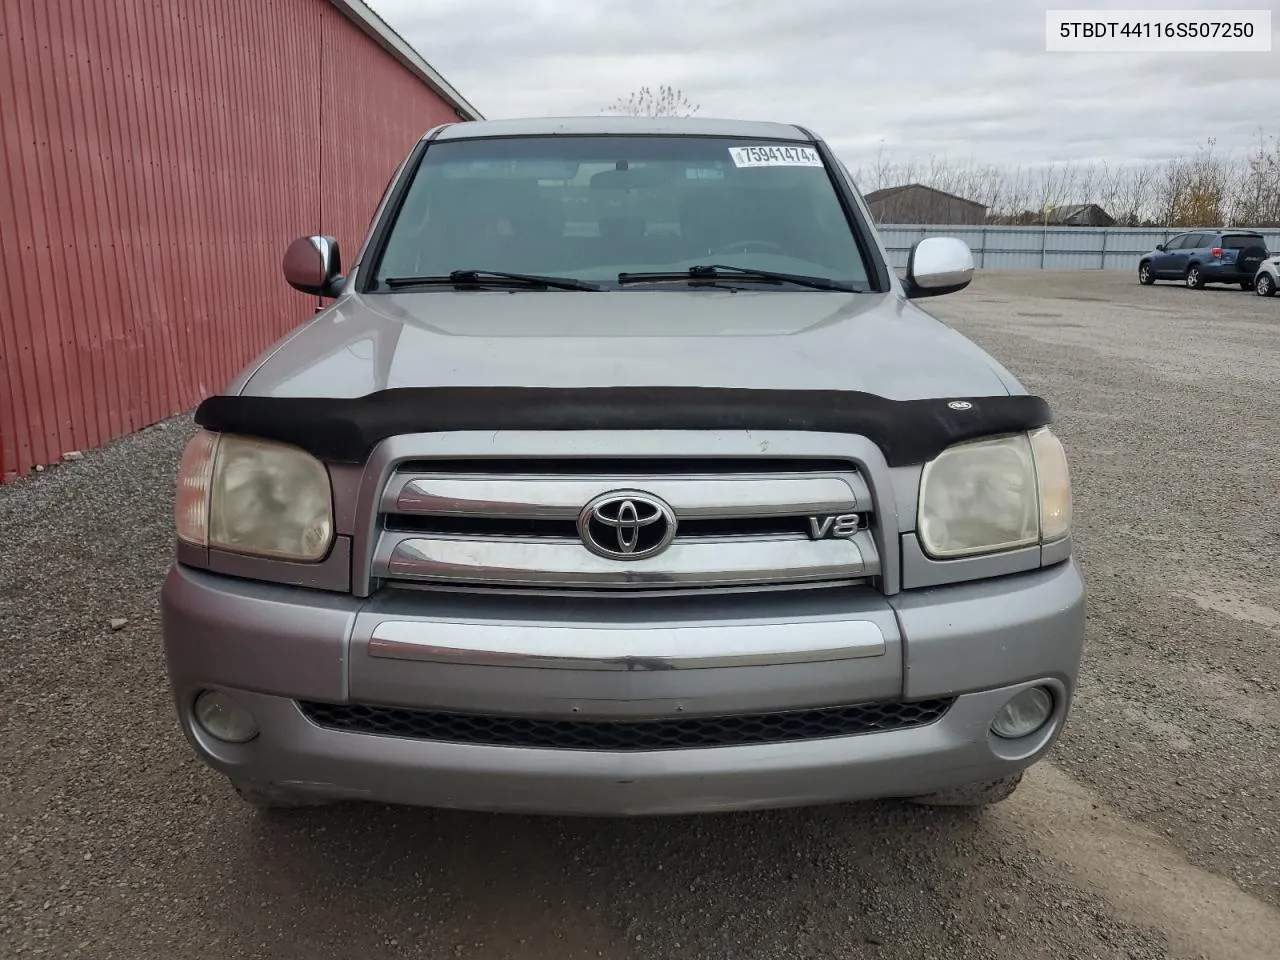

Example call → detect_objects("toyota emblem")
577 491 678 561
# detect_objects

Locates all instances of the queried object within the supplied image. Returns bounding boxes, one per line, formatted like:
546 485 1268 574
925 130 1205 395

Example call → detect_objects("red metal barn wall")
0 0 463 481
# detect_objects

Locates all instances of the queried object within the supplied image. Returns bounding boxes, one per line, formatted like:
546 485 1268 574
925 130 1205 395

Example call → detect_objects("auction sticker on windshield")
729 145 822 168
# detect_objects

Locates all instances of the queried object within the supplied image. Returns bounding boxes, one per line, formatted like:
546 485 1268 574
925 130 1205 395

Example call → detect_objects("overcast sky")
368 0 1277 170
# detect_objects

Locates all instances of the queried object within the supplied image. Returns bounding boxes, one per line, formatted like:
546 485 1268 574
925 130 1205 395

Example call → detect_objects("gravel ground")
930 272 1280 909
2 270 1278 959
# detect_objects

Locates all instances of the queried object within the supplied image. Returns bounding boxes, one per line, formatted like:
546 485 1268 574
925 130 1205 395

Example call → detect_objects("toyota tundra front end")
160 116 1085 815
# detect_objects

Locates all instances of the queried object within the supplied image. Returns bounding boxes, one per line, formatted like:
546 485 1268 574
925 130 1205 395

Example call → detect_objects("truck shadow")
227 797 1041 959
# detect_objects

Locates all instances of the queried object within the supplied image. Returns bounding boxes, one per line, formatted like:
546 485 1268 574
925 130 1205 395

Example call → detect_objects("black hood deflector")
194 387 1052 468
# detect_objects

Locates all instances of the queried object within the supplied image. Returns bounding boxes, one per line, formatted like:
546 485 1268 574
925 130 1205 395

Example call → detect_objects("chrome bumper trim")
366 617 887 670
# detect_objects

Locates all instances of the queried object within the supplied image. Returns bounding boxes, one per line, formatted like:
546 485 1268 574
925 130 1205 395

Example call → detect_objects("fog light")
194 690 259 743
991 686 1054 739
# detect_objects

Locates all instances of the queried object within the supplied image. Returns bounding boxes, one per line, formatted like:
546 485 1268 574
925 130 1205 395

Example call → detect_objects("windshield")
370 136 873 290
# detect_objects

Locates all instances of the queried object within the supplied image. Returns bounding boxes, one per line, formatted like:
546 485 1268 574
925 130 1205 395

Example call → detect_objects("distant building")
862 184 987 225
1045 204 1116 227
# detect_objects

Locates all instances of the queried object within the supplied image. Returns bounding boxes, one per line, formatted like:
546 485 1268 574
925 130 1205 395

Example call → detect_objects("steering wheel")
714 240 785 255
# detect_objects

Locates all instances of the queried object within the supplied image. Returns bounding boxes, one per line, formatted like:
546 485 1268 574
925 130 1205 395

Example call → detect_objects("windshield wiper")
385 270 601 291
617 264 858 292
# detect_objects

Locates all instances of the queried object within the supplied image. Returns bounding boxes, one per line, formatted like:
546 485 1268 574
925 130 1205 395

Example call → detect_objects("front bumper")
161 560 1086 815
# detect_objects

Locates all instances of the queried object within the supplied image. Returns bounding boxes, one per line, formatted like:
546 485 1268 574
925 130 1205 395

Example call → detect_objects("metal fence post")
980 225 987 268
1099 228 1107 269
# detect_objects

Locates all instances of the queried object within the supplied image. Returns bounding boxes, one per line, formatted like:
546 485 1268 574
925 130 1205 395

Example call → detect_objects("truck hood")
237 289 1020 401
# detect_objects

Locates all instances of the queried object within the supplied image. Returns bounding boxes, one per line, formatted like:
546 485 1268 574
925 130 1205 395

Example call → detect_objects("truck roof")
429 115 813 142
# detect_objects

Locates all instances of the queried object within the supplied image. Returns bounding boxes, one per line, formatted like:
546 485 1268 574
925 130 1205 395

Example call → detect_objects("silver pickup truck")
160 116 1083 815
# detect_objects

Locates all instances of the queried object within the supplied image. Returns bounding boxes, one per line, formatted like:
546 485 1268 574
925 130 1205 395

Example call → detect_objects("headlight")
917 427 1071 559
175 430 334 562
1029 427 1071 542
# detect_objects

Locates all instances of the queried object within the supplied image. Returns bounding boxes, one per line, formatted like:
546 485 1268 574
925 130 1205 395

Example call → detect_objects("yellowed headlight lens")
207 435 334 562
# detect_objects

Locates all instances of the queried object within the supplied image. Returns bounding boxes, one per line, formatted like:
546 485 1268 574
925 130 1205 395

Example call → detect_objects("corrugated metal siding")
319 6 459 257
876 224 1280 271
0 0 463 481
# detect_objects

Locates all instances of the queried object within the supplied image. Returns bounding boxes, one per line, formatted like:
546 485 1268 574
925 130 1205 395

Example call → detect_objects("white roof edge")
326 0 484 121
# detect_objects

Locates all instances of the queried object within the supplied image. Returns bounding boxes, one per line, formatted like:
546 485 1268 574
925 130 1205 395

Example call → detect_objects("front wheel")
1256 272 1277 297
1185 264 1205 289
1138 261 1155 285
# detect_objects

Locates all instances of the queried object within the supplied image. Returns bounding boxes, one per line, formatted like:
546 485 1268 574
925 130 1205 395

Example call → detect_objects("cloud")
368 0 1278 169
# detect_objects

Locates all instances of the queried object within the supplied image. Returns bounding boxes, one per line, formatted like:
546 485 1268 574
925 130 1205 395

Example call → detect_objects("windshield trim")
356 131 891 296
356 128 443 297
803 129 892 294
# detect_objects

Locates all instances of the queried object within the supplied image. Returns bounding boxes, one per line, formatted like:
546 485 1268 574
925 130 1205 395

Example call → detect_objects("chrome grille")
370 457 879 591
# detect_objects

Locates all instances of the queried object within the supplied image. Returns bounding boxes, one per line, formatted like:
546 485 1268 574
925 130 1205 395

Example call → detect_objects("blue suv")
1138 230 1270 289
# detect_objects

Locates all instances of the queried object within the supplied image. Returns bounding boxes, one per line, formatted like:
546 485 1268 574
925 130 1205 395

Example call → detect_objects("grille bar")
380 531 877 589
297 698 954 751
386 473 869 519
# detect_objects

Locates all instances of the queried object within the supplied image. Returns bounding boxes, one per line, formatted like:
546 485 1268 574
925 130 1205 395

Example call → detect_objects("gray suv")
161 117 1084 815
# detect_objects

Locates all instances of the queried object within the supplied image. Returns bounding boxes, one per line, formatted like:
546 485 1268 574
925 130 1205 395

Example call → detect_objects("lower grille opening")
297 698 954 751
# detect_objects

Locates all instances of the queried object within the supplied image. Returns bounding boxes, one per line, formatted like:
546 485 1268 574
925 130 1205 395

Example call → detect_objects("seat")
503 192 567 272
598 215 655 267
425 179 557 272
679 193 744 259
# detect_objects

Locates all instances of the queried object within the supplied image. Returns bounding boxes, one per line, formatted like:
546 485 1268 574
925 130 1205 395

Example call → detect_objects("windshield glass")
371 136 872 290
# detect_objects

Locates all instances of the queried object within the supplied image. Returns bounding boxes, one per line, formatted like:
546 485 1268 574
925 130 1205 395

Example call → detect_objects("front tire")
1138 261 1155 285
1256 272 1277 297
908 772 1023 807
1185 264 1205 289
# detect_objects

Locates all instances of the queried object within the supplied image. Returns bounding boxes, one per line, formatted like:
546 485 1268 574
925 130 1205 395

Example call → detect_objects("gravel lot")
3 271 1279 959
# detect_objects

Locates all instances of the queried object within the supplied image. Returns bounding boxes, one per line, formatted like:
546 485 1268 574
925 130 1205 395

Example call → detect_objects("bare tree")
604 85 700 118
1232 129 1280 226
868 141 894 192
1096 161 1123 224
845 127 1280 227
1164 138 1227 226
1112 164 1156 225
974 163 1010 219
1001 166 1034 222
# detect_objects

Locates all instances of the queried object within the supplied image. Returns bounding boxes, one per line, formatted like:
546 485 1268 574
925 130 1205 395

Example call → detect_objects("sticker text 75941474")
728 144 822 168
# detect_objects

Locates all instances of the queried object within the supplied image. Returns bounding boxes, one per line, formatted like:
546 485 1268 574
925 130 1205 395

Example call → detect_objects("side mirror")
1155 243 1166 251
903 236 974 299
283 235 344 298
